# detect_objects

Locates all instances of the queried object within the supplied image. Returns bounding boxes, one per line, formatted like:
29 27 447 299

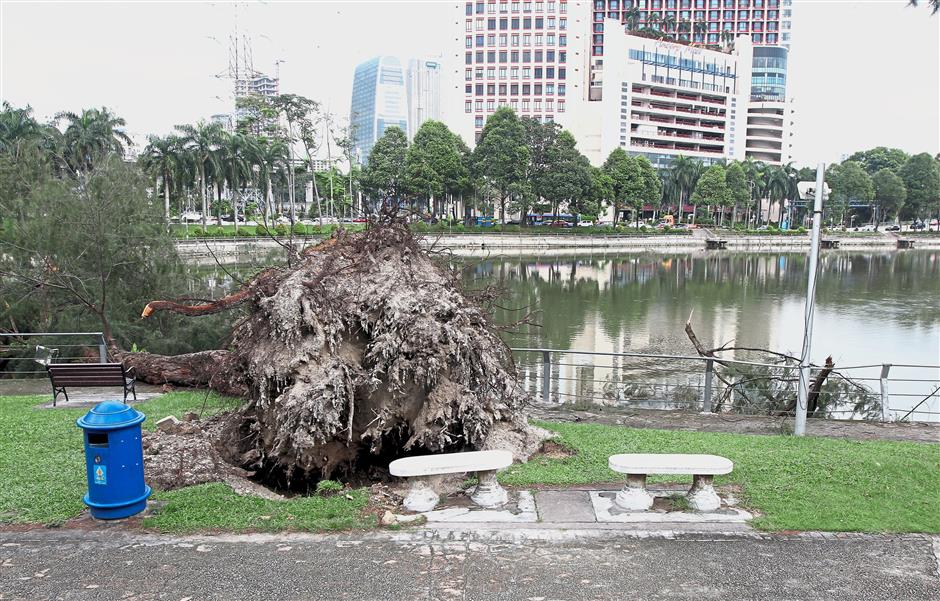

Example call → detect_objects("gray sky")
2 1 938 166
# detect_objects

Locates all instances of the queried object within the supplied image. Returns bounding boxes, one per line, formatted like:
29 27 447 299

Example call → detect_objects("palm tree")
624 6 642 31
176 121 224 230
662 14 677 38
256 137 289 223
741 158 765 227
720 30 735 49
56 107 132 172
139 134 185 224
669 155 703 223
692 21 707 45
221 132 260 234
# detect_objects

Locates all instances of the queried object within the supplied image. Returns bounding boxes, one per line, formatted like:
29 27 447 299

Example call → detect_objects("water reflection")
464 251 940 421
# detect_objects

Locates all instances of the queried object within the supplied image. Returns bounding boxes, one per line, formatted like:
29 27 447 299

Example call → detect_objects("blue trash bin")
76 401 151 519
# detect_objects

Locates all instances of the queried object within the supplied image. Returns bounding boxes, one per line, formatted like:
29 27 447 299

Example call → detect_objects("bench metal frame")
47 363 137 406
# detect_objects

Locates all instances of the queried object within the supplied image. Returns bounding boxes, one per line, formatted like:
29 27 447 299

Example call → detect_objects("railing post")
542 350 551 404
702 358 714 413
98 334 108 363
879 364 892 422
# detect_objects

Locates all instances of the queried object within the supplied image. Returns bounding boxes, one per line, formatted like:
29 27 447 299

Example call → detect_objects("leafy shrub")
274 223 289 236
292 222 307 235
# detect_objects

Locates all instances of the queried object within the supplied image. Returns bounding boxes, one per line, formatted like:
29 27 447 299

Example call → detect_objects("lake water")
462 250 940 422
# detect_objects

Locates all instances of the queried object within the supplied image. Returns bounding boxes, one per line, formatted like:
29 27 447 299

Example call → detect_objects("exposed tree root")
122 223 536 485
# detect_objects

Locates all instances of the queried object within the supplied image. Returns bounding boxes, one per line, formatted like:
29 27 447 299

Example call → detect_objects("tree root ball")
125 224 542 486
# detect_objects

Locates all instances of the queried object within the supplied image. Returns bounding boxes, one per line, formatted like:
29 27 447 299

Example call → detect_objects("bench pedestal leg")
402 476 440 512
471 470 508 508
687 475 721 512
614 474 654 511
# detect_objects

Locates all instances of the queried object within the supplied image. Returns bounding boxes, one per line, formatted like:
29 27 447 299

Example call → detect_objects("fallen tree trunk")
122 224 542 485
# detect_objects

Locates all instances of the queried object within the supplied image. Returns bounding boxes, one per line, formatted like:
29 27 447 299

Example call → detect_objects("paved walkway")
0 379 164 407
1 529 937 600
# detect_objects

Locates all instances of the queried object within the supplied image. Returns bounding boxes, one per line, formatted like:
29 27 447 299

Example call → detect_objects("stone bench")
608 453 733 512
389 450 513 512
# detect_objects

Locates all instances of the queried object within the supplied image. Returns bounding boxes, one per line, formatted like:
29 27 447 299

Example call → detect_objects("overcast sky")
1 1 937 166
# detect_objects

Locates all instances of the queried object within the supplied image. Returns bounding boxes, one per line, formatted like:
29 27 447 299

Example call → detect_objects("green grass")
3 392 937 533
0 393 371 533
145 484 372 533
501 421 940 533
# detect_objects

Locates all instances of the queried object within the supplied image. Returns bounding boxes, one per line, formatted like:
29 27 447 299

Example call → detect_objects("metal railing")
0 332 109 378
510 348 940 423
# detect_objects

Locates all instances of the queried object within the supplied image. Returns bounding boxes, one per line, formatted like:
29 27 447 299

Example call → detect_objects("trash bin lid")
76 401 145 430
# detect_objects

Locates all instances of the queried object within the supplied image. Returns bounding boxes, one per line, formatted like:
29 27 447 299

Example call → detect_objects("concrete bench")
389 450 513 512
608 453 733 512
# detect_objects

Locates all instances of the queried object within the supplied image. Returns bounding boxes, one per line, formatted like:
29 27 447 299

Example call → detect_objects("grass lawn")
2 393 937 534
502 421 940 533
0 393 372 533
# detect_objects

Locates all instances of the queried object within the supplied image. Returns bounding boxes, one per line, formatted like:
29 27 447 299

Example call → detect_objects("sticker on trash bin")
94 465 107 485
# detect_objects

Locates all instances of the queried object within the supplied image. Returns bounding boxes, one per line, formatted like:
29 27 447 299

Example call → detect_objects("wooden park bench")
47 363 137 407
608 453 733 512
389 450 513 512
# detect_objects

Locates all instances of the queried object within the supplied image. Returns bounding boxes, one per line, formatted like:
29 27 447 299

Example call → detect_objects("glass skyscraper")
350 56 409 164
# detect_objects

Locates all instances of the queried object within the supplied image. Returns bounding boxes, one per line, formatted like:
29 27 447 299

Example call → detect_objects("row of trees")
826 147 940 227
140 94 355 231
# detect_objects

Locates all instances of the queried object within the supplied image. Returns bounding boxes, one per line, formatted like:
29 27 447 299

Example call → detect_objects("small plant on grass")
315 479 344 496
274 223 289 237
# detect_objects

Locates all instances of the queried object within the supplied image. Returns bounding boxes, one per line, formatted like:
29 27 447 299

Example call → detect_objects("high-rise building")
454 1 588 144
235 73 280 98
575 26 753 168
583 0 794 163
406 59 443 138
350 56 410 164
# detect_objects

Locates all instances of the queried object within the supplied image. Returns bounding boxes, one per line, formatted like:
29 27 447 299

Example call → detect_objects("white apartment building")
571 24 753 168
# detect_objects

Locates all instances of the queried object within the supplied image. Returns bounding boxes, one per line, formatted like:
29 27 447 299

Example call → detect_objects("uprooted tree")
119 223 544 487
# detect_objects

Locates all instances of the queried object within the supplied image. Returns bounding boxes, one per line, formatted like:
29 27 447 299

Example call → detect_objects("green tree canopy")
403 120 464 212
362 127 408 206
826 161 874 224
692 164 731 218
897 152 940 220
726 161 750 210
846 147 910 175
472 108 529 223
540 130 592 218
871 168 907 226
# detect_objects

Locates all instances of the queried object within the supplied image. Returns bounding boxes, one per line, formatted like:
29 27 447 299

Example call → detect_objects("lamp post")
794 163 825 436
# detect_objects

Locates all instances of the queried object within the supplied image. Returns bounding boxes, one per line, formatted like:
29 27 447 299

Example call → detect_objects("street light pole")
795 162 825 436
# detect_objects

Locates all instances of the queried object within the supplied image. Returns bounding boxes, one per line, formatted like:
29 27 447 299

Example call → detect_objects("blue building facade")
350 56 409 164
750 45 788 102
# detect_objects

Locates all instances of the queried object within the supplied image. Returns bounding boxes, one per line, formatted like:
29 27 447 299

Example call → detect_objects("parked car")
548 220 573 228
577 220 594 228
885 224 901 232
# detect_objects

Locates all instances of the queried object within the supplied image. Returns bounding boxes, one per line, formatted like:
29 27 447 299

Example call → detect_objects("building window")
559 34 567 46
558 83 566 95
475 99 483 110
511 66 519 78
499 67 507 78
523 67 531 78
466 36 473 48
466 68 473 80
475 116 484 127
465 100 472 113
511 83 519 94
558 100 565 112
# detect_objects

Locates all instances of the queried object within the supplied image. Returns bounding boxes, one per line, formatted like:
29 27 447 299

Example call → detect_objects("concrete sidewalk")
1 529 937 600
